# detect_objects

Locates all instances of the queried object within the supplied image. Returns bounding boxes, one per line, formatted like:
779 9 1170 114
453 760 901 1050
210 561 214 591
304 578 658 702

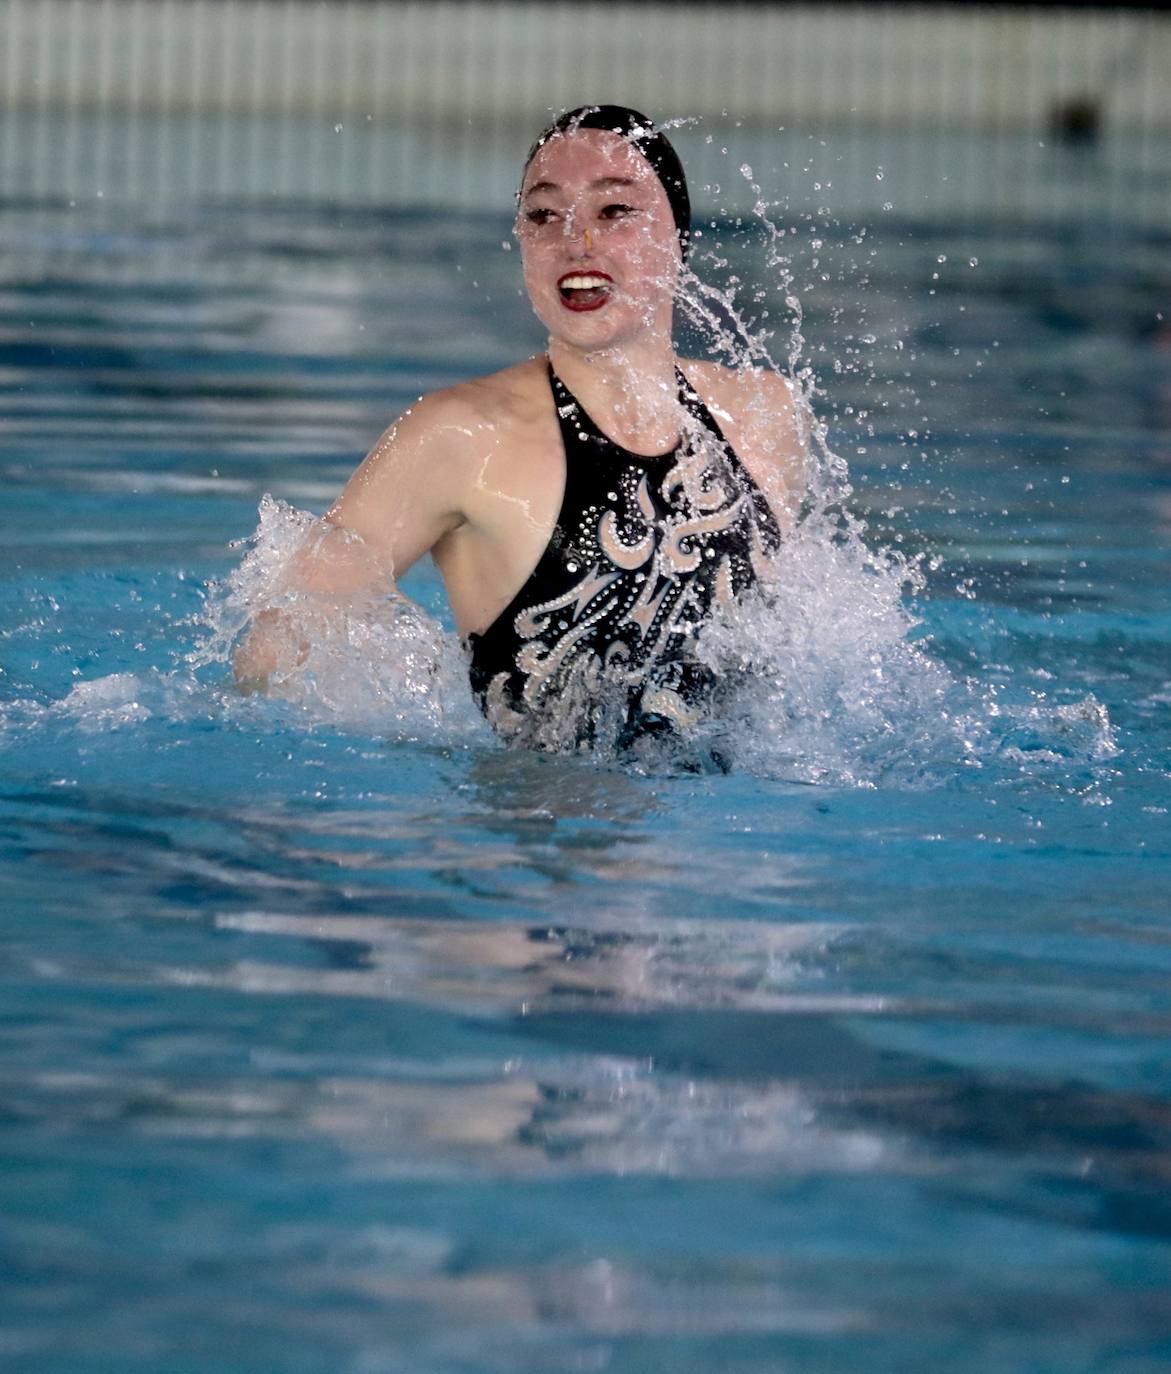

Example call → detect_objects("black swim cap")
521 105 691 260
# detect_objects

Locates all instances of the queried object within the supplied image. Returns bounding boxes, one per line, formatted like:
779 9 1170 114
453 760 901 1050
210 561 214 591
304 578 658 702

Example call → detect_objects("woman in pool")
237 105 809 750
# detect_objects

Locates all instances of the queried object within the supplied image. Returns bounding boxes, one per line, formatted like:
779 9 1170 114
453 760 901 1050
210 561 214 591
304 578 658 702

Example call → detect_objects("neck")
547 333 681 450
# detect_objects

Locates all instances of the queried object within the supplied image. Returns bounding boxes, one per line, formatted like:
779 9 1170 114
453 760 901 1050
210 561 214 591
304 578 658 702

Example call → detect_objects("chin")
542 303 657 352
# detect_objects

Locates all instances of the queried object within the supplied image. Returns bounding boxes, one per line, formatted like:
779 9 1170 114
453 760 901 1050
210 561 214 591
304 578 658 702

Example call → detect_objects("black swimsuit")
466 363 782 751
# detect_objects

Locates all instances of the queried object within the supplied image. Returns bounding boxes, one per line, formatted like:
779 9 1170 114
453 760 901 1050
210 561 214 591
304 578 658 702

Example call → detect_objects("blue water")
2 195 1170 1373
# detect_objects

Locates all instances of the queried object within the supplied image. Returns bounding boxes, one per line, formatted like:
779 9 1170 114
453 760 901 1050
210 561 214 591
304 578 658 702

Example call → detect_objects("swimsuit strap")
547 359 737 460
547 361 683 463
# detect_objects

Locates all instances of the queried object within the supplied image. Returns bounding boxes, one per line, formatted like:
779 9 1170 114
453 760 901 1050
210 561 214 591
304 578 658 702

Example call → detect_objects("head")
516 105 691 350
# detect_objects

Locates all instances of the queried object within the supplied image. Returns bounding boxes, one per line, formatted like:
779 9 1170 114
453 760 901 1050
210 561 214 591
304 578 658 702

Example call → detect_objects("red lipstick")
557 270 614 312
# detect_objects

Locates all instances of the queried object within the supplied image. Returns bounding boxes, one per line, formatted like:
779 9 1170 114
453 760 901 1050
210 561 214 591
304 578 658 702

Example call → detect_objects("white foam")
191 494 488 745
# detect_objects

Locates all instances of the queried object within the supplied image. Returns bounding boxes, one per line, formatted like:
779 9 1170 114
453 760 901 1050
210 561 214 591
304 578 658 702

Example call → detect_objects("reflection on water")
26 906 885 1178
9 886 1170 1198
204 909 850 1017
11 1040 889 1181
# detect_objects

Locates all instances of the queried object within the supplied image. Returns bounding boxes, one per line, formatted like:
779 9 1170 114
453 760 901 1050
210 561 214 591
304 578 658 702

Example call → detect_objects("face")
516 129 682 350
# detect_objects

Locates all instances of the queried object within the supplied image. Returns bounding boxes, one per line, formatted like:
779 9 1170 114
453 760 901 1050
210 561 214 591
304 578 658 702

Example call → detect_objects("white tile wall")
1 0 1168 223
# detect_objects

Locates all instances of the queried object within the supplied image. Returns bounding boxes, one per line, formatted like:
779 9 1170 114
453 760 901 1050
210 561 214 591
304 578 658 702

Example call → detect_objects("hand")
233 606 308 694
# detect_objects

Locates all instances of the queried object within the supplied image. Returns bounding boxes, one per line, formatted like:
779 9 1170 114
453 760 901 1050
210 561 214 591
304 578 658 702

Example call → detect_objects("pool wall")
2 0 1170 225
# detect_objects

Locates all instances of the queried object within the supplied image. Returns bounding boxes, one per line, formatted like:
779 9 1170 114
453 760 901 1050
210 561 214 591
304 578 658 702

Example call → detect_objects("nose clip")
583 227 594 253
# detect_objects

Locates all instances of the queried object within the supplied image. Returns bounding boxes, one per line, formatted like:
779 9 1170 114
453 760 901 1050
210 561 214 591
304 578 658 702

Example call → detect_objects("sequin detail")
466 363 781 750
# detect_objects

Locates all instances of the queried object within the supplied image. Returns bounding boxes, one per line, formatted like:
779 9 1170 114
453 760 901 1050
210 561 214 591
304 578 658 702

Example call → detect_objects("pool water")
2 193 1170 1373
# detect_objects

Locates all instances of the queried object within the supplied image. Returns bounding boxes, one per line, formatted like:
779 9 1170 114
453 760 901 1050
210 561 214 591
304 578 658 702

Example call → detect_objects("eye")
524 207 558 226
599 203 637 221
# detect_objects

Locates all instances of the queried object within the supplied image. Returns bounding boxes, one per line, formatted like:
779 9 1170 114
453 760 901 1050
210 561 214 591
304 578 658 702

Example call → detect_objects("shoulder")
680 358 804 456
681 358 798 422
328 356 554 542
679 358 810 515
376 357 549 459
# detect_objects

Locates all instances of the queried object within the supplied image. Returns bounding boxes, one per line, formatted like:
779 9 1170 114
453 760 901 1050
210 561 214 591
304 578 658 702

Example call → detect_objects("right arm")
234 390 476 692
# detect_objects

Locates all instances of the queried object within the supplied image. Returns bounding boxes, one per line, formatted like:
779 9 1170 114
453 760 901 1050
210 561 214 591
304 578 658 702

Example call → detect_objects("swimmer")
235 105 810 750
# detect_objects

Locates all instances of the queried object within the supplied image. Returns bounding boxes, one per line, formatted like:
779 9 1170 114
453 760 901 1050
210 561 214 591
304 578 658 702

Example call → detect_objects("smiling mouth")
558 272 613 311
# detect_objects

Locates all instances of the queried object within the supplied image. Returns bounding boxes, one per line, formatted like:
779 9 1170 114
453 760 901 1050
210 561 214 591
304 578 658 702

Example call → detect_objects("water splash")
189 495 485 745
663 174 1117 784
183 480 1115 785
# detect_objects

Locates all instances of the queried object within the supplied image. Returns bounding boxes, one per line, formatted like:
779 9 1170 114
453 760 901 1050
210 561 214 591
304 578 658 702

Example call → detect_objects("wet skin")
235 129 810 688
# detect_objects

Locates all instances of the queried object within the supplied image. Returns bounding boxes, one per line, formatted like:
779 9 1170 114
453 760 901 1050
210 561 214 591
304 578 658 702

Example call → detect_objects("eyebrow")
523 176 640 198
